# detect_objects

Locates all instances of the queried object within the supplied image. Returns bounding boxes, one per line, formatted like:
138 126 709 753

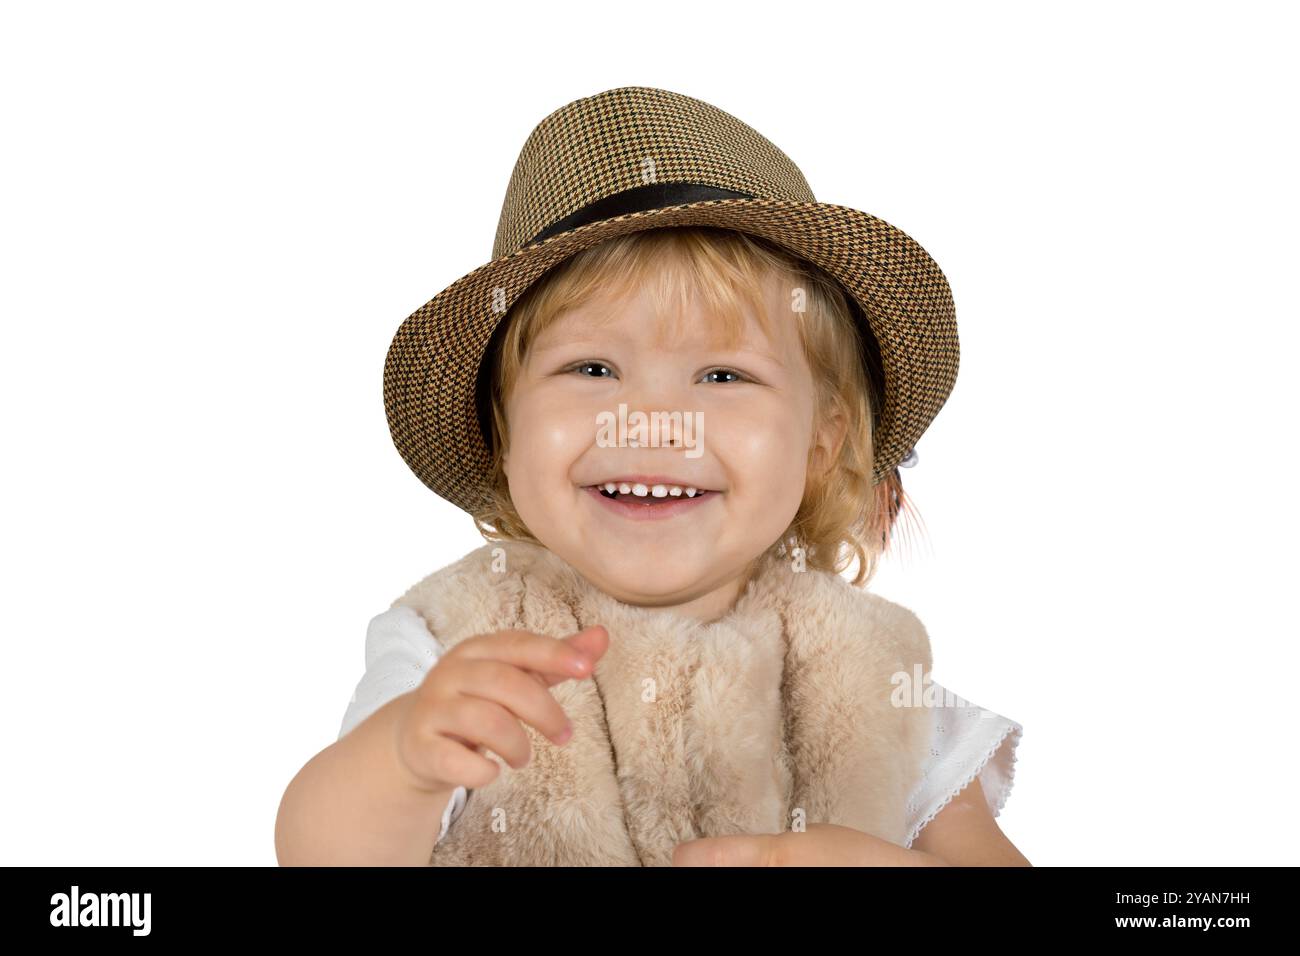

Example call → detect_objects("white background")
2 1 1296 866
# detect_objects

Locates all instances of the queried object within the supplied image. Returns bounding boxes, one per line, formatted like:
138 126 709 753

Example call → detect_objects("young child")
276 87 1027 867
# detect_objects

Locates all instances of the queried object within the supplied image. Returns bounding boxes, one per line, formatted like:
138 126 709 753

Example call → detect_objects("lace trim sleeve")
902 680 1023 849
337 605 444 740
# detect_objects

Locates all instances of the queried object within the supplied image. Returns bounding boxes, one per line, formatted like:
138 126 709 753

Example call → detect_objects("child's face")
502 274 837 620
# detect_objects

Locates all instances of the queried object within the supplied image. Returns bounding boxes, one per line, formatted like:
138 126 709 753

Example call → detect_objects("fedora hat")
383 86 958 516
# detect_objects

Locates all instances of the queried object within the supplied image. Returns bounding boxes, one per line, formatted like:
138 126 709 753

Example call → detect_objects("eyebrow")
529 336 608 354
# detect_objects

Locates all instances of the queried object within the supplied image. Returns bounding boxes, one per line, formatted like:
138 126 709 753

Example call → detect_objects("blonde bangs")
493 226 781 376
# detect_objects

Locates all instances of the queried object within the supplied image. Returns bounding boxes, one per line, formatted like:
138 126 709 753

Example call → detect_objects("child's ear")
810 409 848 479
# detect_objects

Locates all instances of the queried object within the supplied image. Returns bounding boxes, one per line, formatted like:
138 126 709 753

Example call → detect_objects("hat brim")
383 197 958 515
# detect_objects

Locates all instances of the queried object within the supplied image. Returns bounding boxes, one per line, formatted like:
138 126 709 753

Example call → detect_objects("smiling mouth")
580 481 721 517
583 481 719 504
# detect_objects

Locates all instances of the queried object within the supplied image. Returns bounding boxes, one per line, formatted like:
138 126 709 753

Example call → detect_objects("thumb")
530 626 610 689
563 625 609 671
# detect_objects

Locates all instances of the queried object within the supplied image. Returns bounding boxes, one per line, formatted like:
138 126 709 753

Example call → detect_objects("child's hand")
391 625 609 794
673 823 950 867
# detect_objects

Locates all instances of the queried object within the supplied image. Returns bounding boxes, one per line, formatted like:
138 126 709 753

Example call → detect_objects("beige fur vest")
391 538 934 866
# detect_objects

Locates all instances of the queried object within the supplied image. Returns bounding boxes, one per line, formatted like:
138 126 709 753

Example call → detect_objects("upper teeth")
602 482 701 498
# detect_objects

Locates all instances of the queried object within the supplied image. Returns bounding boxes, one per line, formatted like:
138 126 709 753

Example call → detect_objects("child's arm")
277 623 610 866
674 777 1029 867
275 691 458 866
910 777 1031 866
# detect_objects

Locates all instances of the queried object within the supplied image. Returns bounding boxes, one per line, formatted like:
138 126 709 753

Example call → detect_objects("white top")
339 604 1022 851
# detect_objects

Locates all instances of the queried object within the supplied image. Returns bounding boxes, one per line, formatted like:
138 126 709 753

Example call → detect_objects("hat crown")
492 86 817 261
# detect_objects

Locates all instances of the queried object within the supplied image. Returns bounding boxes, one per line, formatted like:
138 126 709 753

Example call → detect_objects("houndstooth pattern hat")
383 86 958 515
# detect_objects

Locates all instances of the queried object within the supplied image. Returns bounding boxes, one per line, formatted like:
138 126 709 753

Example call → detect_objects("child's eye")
700 367 748 384
566 361 613 378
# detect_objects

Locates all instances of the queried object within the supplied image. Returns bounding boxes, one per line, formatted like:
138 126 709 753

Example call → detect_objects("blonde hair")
472 226 922 587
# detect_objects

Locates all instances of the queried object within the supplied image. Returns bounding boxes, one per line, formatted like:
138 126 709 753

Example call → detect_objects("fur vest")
392 538 934 866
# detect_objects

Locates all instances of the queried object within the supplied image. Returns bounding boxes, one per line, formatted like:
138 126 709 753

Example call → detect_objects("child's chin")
592 563 715 600
575 541 704 570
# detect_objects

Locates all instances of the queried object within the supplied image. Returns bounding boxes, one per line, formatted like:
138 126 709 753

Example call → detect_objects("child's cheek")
505 396 597 489
718 400 814 504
